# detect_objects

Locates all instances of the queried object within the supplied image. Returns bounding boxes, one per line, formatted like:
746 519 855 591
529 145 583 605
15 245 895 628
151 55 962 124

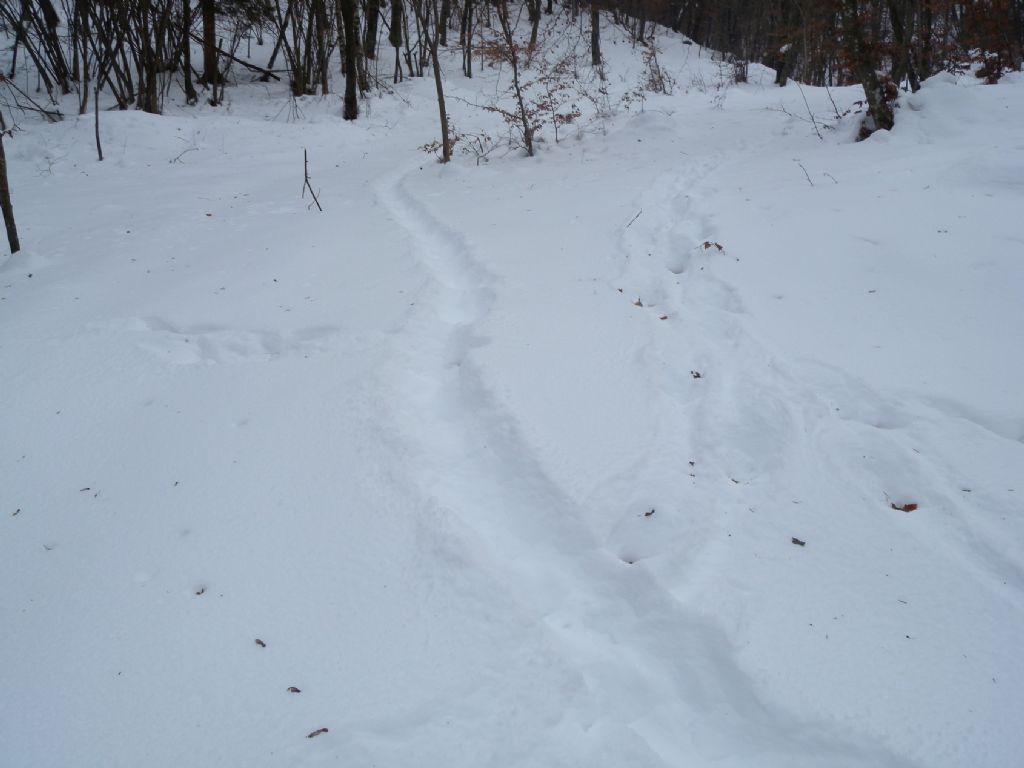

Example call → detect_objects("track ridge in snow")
373 159 917 767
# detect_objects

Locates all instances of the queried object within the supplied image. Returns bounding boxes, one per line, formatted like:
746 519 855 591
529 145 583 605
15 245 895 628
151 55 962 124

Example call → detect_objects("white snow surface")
2 18 1023 768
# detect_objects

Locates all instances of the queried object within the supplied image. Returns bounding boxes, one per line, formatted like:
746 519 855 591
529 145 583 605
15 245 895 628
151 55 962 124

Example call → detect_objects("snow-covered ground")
2 15 1023 768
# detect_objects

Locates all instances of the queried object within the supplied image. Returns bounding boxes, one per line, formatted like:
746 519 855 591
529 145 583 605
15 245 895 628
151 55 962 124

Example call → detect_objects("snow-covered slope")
2 16 1022 768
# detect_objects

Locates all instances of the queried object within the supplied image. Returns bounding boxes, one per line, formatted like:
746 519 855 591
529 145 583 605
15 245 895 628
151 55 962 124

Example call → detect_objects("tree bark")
838 0 893 137
364 0 382 58
0 127 20 255
340 0 359 119
200 0 218 85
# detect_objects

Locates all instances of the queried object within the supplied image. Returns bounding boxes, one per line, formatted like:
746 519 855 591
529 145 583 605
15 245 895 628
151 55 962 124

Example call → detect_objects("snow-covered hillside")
2 15 1023 768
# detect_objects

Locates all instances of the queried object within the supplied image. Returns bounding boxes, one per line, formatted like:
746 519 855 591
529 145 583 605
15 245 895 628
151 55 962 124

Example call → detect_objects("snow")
2 16 1023 768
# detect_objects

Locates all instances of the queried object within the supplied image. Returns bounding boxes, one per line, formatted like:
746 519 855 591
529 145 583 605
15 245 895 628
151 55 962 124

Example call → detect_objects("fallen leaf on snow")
891 503 918 513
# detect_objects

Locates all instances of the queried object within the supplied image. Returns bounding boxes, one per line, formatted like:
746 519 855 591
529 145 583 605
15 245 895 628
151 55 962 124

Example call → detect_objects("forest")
2 0 1022 128
0 0 1019 252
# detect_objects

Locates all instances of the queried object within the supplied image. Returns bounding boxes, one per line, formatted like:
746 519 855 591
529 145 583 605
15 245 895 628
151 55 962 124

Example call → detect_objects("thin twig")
824 83 842 120
796 81 822 140
302 149 323 212
188 32 281 81
625 208 643 228
169 146 198 164
796 161 814 187
0 76 62 122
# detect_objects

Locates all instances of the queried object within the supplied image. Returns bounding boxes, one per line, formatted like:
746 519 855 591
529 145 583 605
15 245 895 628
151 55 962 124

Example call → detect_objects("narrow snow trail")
593 81 1024 768
373 132 915 766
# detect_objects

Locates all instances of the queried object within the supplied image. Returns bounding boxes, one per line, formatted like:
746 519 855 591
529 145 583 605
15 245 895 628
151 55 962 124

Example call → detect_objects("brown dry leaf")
307 728 329 739
288 686 301 693
891 503 918 513
702 241 724 252
792 537 806 547
254 638 266 648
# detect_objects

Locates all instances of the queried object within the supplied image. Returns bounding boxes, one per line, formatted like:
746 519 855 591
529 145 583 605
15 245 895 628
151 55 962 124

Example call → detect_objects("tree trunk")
0 126 20 255
200 0 218 85
496 0 532 156
838 0 893 137
440 0 450 46
390 0 404 81
429 44 450 162
591 5 601 68
340 0 359 119
182 0 198 103
461 0 474 76
364 0 381 59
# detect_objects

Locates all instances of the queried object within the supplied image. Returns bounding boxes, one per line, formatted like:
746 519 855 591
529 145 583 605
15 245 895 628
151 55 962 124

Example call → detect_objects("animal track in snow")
123 317 341 365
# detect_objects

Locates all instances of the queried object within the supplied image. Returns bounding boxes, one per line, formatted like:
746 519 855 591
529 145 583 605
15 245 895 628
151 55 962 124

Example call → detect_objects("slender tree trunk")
411 0 450 160
461 0 474 76
390 0 404 81
429 44 450 161
200 0 218 84
495 0 532 156
95 76 103 161
439 0 450 45
79 0 91 114
887 0 920 91
182 0 198 103
315 0 330 95
0 119 20 255
591 5 601 68
340 0 359 119
364 0 381 58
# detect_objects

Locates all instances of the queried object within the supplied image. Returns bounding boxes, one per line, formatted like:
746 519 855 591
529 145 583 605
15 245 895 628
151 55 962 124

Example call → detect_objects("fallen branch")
188 33 281 81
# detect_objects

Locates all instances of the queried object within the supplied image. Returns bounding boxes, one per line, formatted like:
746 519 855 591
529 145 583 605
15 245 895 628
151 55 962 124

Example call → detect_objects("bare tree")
411 0 451 160
494 0 533 156
339 0 360 118
0 112 20 254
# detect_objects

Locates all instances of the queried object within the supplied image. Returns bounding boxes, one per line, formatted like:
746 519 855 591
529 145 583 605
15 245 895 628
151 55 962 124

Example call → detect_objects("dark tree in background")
339 0 359 119
0 112 19 255
0 0 1019 140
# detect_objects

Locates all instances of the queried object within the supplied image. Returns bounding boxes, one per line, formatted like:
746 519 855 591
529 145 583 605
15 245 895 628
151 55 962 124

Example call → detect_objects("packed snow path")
2 28 1023 768
374 150 916 767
